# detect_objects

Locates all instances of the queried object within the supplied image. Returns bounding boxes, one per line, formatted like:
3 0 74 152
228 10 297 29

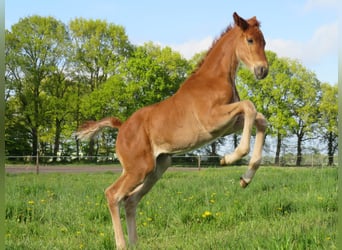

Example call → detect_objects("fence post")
35 151 39 174
197 155 201 171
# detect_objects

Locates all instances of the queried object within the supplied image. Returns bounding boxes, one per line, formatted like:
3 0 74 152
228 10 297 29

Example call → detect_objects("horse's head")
233 12 268 80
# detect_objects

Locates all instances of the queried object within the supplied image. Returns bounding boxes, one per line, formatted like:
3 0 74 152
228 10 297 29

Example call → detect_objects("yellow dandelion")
202 211 213 218
28 200 35 205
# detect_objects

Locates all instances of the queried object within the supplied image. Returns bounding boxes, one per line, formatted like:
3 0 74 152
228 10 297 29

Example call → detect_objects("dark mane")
191 24 233 75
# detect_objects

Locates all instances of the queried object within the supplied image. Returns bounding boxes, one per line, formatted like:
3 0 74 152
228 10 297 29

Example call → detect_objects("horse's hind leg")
124 154 171 246
105 171 146 249
105 151 155 249
240 112 267 187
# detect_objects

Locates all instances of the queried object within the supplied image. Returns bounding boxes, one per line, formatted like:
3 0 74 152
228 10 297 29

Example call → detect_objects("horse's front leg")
219 100 257 167
239 112 267 188
214 101 266 188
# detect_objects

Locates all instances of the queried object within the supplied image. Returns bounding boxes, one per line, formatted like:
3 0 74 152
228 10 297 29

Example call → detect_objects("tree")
319 83 338 165
5 16 70 157
69 18 133 157
69 18 133 92
286 60 321 166
40 73 78 157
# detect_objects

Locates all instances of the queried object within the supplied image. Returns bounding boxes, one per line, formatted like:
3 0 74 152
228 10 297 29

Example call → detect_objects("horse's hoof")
240 177 249 188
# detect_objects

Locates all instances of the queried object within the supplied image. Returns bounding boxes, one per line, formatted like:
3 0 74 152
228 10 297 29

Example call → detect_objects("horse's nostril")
255 66 268 79
261 66 267 75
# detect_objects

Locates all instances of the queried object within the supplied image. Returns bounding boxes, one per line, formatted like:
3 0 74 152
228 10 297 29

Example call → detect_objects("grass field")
5 166 337 249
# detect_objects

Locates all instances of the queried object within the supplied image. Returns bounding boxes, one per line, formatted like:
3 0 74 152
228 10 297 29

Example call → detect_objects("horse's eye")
247 38 254 45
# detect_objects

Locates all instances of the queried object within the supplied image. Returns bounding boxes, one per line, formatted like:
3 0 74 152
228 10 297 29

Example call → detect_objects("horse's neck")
196 31 238 82
182 31 240 104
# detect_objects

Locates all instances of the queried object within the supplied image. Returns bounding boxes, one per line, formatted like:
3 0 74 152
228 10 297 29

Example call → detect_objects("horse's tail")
76 117 123 141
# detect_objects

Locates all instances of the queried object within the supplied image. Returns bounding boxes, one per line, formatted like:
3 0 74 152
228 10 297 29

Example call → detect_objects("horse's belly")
151 126 216 156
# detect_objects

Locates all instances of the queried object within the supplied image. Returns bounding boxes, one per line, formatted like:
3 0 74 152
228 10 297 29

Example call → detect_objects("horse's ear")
233 12 249 31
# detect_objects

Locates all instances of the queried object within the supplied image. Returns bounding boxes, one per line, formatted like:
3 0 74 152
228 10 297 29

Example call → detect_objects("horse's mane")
191 24 233 75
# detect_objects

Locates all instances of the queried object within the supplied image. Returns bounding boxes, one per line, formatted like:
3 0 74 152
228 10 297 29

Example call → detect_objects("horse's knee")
243 100 257 116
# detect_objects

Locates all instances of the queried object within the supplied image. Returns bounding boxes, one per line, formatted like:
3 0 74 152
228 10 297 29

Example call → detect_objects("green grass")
5 166 337 249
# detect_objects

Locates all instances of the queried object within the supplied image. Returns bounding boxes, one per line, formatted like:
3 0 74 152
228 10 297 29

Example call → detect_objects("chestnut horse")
77 12 268 249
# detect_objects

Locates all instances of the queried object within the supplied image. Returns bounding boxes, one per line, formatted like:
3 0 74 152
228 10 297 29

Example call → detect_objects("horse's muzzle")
254 65 268 80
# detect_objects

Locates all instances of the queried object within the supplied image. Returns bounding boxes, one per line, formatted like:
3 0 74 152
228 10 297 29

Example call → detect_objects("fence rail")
5 154 338 168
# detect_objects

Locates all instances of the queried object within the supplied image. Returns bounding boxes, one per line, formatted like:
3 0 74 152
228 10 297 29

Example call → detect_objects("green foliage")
69 18 133 91
5 167 337 249
319 83 338 134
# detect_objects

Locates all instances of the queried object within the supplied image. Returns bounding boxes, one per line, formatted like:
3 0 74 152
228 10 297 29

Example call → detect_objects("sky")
5 0 339 84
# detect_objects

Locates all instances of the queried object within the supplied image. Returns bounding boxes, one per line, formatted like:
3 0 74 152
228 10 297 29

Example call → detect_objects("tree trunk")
88 139 95 161
296 136 302 166
327 131 334 166
32 127 38 157
53 119 62 158
233 134 238 149
33 80 40 159
210 142 217 156
274 132 281 165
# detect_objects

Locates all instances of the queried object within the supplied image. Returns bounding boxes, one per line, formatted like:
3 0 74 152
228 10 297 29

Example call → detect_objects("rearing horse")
77 12 268 249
